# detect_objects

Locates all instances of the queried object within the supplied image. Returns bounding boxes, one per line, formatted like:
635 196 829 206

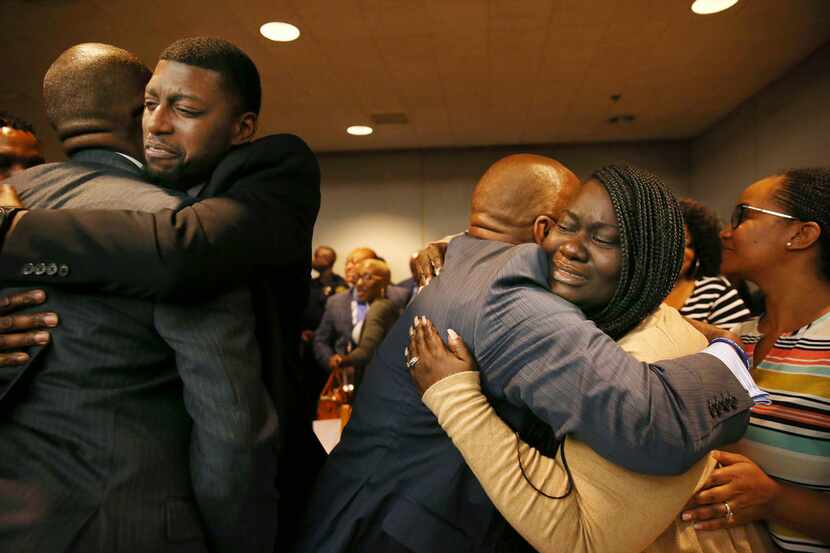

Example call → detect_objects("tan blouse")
422 304 778 553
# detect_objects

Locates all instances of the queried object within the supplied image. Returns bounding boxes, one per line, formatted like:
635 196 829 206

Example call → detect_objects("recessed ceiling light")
347 125 373 136
691 0 738 15
260 22 300 42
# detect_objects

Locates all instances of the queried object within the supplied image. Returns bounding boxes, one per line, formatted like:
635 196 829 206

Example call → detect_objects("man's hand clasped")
0 289 58 365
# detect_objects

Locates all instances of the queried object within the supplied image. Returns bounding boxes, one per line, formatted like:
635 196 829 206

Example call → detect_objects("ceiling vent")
370 112 409 125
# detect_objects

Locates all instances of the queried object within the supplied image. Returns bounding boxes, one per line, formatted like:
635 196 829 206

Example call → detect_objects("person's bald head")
469 154 579 244
43 43 151 159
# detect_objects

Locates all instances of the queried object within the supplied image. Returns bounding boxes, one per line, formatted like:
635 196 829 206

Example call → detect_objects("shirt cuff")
703 340 771 405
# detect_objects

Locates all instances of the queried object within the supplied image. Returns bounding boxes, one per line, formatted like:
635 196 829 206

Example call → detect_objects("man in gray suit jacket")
297 154 761 552
0 43 276 553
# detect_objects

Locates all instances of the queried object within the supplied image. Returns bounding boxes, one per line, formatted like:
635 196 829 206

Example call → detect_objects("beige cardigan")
423 304 778 553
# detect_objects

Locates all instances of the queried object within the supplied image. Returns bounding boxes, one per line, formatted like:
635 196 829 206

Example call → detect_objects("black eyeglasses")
730 203 798 229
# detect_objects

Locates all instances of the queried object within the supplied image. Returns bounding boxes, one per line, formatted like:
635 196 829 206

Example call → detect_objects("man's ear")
231 112 258 145
788 221 821 250
532 215 554 246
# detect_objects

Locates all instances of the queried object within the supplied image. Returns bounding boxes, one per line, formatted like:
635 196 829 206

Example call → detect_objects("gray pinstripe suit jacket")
298 234 752 553
0 150 277 553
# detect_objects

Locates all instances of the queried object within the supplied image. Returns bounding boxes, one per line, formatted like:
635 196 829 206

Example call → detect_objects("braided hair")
680 197 723 279
589 165 685 339
516 164 687 502
774 168 830 280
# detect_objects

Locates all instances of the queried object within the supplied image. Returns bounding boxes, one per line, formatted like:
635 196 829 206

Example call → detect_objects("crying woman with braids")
406 165 777 553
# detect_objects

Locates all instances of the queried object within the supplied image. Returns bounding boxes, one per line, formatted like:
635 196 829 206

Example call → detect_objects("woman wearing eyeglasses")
682 168 830 552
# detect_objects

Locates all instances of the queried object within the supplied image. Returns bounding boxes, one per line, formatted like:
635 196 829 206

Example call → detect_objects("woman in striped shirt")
665 198 751 329
682 168 830 553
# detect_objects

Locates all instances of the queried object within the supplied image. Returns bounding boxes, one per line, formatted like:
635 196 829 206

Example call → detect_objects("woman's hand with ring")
681 450 781 530
406 316 477 396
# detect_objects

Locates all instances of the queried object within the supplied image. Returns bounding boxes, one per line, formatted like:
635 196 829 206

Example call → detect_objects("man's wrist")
703 338 771 405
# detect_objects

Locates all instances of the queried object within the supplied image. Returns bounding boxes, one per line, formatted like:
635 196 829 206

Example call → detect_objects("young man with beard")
0 37 322 550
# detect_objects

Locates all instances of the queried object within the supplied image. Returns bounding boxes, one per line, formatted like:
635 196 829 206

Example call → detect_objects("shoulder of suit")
494 242 550 282
326 289 353 306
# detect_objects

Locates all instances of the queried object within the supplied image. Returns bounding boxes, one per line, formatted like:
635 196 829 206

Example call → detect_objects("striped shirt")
679 275 751 330
732 312 830 553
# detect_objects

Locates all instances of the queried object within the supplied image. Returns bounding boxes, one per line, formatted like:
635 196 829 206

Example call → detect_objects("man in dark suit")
0 37 323 549
0 42 278 553
303 245 348 336
295 154 761 552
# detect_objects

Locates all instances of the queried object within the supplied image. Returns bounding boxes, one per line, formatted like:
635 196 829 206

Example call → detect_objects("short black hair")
774 168 830 281
0 112 37 135
679 197 723 279
590 164 685 339
159 37 261 115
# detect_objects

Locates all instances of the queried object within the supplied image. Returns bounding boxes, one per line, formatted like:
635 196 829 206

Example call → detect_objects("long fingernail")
448 329 459 342
35 331 50 344
681 512 692 521
44 314 58 327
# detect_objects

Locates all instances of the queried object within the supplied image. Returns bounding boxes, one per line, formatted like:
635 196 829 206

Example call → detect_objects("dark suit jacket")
313 290 355 369
0 150 274 553
296 235 752 553
0 135 324 549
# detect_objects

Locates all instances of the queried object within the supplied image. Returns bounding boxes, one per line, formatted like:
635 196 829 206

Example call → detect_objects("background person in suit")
0 42 277 553
303 245 348 340
314 246 382 373
331 258 400 387
0 37 323 550
296 154 760 553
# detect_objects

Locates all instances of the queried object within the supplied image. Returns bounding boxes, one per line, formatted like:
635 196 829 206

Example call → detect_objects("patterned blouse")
733 312 830 553
679 275 751 330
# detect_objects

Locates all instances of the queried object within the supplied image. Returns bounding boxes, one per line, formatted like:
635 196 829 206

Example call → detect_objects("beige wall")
315 141 690 282
689 42 830 220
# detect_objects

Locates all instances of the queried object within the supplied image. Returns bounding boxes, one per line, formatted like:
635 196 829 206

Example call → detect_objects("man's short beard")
144 164 191 191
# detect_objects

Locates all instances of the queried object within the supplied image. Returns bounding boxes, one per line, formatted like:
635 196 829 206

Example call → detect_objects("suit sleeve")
476 282 751 475
0 134 320 300
346 299 400 370
313 296 339 371
154 288 278 553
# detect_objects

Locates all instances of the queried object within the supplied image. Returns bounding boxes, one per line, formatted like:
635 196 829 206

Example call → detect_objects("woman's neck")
759 271 830 335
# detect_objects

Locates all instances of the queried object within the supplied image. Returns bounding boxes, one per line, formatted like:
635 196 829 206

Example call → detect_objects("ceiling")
2 0 829 158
